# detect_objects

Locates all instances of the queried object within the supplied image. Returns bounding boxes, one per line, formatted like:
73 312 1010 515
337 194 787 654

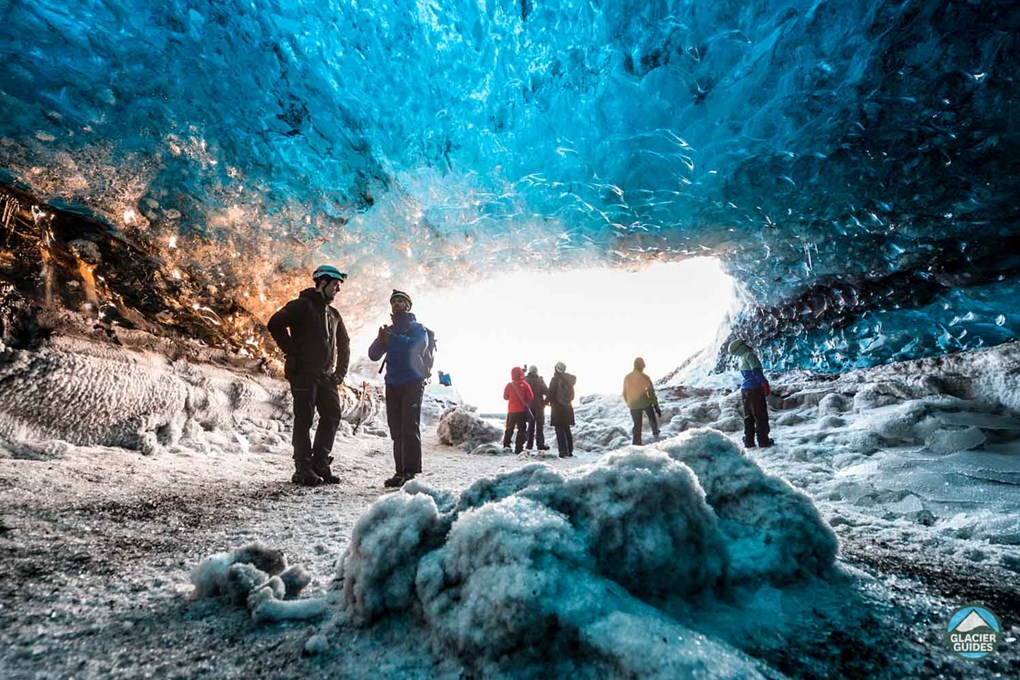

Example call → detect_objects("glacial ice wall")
1 0 1018 370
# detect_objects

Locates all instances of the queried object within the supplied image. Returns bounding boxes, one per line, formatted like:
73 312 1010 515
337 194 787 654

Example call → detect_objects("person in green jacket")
728 339 773 448
623 357 660 445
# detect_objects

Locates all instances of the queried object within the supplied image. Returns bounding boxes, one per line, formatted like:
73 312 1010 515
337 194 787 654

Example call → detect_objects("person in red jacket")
502 366 535 454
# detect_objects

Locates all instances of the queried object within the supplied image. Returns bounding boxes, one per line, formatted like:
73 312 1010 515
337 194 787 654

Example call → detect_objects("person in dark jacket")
623 357 660 445
502 366 535 454
267 265 351 486
524 365 550 451
548 361 576 458
728 338 773 448
369 289 430 487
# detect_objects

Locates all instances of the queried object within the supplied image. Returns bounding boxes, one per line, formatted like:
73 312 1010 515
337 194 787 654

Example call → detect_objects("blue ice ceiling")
1 0 1018 371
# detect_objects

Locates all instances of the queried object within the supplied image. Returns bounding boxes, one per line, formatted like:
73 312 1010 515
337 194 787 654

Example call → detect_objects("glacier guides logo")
945 604 1002 660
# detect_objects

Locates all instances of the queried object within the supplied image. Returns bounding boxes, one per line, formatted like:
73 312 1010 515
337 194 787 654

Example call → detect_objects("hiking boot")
758 438 775 448
292 469 323 487
743 440 756 448
312 456 340 484
538 445 550 451
314 466 341 484
383 475 403 488
401 473 417 485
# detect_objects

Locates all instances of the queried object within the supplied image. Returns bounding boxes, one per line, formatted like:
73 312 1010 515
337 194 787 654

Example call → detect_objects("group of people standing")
502 363 576 457
502 355 665 457
268 265 774 487
504 348 773 455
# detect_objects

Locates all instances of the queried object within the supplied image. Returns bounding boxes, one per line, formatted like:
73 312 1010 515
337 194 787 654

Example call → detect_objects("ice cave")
1 1 1018 678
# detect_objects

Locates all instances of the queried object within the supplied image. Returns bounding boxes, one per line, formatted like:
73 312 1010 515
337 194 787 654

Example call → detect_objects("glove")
377 325 390 342
654 404 662 417
327 372 345 387
762 383 771 397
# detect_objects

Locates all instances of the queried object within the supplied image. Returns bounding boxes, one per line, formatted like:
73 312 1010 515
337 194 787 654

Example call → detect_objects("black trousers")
554 425 573 456
386 379 424 476
504 412 528 453
741 387 770 445
630 406 660 445
290 378 342 468
526 408 546 449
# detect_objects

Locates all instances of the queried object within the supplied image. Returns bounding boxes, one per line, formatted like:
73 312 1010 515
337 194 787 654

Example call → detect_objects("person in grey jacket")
268 265 350 486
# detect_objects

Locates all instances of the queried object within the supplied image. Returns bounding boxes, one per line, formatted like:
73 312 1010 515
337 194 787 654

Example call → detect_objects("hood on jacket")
299 288 327 305
729 339 763 371
511 366 525 381
634 357 645 371
728 339 749 354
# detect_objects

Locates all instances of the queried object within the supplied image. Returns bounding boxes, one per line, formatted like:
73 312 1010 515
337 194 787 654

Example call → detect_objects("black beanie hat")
390 289 412 310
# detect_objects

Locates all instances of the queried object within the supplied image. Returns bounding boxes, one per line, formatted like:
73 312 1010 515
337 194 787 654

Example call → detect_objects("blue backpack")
421 327 437 379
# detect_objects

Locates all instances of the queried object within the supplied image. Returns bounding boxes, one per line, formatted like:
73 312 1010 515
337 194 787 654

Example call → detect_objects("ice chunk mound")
339 492 447 626
660 430 839 586
436 406 501 450
415 495 589 659
542 450 728 600
190 541 325 624
335 429 837 674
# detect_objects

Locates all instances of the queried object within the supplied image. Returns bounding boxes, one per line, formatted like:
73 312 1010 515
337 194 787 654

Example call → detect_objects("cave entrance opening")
405 258 735 413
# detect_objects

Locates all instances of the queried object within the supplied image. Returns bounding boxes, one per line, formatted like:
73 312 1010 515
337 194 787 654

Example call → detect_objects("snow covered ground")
1 338 1019 678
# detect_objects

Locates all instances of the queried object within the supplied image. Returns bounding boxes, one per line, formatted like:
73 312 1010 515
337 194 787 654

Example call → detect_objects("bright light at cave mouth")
398 258 735 413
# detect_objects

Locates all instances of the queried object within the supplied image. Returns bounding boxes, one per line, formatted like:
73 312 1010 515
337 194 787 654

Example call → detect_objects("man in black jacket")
267 265 351 486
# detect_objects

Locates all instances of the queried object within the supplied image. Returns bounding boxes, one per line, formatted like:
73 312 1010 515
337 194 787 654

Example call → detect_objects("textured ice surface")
335 432 835 675
1 1 1017 371
0 337 376 455
653 340 1020 572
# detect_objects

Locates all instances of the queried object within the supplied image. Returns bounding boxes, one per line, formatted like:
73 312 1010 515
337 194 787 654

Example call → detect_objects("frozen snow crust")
670 340 1020 572
0 337 379 456
333 429 836 676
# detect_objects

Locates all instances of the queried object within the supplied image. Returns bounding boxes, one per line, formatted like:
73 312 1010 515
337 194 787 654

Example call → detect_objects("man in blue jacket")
369 290 430 487
268 265 350 486
728 338 774 448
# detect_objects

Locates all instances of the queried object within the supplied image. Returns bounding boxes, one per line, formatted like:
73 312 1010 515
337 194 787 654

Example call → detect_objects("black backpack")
556 377 574 404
